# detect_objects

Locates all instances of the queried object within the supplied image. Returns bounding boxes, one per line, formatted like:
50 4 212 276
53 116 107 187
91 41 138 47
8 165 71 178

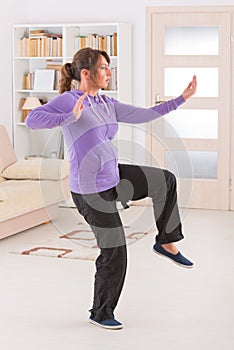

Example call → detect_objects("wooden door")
146 7 232 210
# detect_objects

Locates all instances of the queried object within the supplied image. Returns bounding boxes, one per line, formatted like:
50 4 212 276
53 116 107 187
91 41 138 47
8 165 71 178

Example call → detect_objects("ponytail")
59 62 74 94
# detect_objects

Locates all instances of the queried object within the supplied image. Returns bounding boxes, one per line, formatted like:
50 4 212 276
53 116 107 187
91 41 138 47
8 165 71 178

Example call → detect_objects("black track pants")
71 164 184 322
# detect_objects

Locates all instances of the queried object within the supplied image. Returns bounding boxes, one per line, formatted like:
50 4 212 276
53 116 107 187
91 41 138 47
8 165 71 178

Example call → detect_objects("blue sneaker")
153 243 194 268
89 316 123 330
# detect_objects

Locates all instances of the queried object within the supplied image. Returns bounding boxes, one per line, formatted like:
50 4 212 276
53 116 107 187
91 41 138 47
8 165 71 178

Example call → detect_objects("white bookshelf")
12 23 132 160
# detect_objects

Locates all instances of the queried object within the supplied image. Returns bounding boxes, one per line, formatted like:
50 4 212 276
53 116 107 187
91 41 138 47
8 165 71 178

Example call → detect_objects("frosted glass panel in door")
164 109 218 139
165 150 217 179
165 26 219 55
165 68 218 97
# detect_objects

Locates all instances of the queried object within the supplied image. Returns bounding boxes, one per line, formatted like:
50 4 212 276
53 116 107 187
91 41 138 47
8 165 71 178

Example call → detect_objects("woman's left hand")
73 92 88 120
182 75 197 101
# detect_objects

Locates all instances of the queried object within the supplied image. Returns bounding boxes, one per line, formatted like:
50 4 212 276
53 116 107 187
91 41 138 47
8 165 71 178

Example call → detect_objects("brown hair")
59 47 110 94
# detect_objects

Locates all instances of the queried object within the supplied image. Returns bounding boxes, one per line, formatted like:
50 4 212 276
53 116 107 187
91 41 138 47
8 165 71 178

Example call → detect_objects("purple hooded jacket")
25 90 185 194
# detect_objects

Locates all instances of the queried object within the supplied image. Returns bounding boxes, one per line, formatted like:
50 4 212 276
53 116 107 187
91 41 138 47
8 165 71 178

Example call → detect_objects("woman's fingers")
73 92 88 119
182 75 197 100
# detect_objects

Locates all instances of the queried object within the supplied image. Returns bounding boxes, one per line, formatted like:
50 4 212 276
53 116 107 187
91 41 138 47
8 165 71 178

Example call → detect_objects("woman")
26 47 197 330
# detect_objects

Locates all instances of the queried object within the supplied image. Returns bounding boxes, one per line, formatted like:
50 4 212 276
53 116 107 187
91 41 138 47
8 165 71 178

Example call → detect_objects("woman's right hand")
182 75 197 101
72 92 88 120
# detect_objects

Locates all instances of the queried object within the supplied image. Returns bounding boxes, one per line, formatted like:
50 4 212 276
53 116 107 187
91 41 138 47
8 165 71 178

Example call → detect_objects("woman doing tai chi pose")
26 47 197 330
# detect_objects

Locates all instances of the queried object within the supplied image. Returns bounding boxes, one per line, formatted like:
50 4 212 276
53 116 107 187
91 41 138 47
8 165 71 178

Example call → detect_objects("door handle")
155 93 166 104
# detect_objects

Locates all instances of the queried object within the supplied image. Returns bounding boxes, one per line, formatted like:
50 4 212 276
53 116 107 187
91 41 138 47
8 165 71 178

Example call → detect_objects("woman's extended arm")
25 92 87 130
115 76 197 124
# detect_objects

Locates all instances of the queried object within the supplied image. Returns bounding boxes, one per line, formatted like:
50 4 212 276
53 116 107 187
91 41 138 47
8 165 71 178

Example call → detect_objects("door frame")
231 16 234 210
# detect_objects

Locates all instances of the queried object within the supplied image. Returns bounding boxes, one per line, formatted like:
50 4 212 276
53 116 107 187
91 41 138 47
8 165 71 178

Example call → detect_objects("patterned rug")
10 204 156 261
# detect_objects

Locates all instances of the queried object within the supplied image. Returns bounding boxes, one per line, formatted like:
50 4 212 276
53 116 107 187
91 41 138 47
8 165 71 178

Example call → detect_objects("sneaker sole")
153 248 194 269
89 318 123 330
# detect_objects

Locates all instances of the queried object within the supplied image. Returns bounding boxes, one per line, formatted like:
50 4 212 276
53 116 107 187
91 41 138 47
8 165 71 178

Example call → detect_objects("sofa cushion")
1 158 69 181
0 179 68 221
0 188 8 201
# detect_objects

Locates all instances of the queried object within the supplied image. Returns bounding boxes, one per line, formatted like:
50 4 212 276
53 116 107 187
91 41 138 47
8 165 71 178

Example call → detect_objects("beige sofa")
0 125 70 239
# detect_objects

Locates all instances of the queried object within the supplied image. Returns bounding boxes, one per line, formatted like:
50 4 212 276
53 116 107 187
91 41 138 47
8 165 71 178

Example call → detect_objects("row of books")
19 30 63 57
19 30 118 57
74 32 117 56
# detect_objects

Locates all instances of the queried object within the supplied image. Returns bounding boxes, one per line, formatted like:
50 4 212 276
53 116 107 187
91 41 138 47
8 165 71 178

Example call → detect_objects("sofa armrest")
1 159 69 181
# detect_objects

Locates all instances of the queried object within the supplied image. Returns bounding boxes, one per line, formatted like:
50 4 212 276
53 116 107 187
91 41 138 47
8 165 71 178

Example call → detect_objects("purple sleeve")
115 95 185 124
25 92 77 130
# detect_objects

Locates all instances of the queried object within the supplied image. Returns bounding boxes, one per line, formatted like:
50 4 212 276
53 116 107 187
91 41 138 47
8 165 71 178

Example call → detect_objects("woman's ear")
81 68 90 80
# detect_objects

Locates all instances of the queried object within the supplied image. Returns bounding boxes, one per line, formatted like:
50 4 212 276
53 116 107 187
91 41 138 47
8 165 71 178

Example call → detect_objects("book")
54 70 61 90
46 59 63 71
33 69 55 91
112 32 117 56
52 38 58 57
106 35 111 55
29 29 45 35
99 36 107 51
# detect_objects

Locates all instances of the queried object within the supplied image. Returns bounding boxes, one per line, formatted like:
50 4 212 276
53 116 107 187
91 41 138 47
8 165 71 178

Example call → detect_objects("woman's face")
94 55 112 89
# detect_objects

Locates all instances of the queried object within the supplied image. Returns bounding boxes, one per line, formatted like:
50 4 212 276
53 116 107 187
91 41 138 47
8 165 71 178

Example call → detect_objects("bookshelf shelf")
12 23 132 160
16 89 59 93
14 57 63 59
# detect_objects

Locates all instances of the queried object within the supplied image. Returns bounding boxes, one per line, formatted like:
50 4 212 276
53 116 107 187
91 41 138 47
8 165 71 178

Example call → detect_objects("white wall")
0 0 29 139
1 0 233 141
